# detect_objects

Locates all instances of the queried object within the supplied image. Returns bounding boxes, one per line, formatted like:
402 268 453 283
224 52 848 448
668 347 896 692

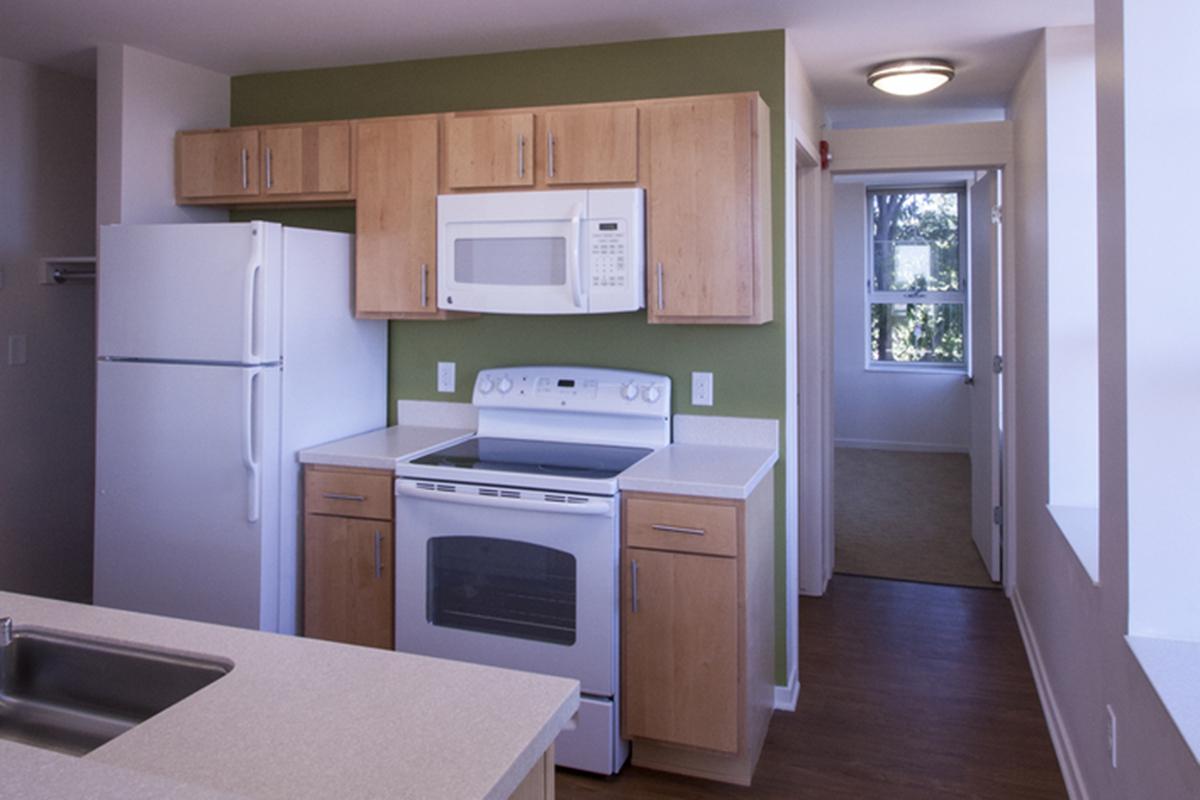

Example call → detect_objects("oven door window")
427 536 576 646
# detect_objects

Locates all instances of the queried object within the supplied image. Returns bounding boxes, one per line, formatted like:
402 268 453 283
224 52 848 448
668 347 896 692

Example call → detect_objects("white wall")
832 181 971 452
0 57 97 602
784 29 830 671
1045 27 1100 513
96 44 229 225
1009 17 1200 798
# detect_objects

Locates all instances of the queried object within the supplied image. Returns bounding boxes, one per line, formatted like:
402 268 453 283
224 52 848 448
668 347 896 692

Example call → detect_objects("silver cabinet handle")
655 262 665 311
373 530 383 579
420 263 429 308
547 131 555 178
265 146 273 189
240 147 248 190
322 492 365 502
630 559 639 613
651 524 706 536
517 134 526 178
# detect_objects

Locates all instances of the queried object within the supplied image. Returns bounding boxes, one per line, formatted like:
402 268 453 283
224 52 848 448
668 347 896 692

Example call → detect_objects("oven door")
436 190 588 314
394 479 617 696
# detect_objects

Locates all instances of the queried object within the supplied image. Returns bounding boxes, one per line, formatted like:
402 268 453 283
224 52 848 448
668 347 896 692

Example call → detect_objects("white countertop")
619 442 778 499
297 425 474 471
0 593 578 800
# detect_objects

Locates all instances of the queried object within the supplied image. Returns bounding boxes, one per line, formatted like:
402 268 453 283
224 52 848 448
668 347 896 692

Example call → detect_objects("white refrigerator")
93 222 386 634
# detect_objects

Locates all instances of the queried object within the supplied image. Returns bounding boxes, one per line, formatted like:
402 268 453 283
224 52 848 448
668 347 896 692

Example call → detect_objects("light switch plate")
8 334 27 366
691 371 713 406
437 361 456 393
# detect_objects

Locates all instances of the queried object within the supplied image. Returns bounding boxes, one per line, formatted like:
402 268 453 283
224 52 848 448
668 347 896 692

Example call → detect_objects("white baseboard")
834 437 969 454
1012 590 1090 800
773 666 799 711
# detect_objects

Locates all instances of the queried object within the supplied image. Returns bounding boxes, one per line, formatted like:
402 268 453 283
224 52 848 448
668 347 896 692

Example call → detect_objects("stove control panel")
473 366 670 419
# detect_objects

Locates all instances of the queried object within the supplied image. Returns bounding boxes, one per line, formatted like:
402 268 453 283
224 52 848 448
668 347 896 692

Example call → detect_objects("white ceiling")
1 0 1093 125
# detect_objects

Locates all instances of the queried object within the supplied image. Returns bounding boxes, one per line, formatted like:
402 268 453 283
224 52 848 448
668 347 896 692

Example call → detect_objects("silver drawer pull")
323 492 366 502
651 524 705 536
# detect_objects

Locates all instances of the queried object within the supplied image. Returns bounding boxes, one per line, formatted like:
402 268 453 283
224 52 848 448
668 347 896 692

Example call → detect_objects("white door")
98 222 281 363
94 360 281 629
968 172 1002 581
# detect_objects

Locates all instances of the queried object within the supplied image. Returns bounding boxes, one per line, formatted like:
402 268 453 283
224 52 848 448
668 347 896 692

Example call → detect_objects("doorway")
830 170 1002 589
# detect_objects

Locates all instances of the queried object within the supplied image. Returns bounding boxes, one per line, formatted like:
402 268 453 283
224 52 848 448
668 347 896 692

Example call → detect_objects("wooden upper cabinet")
645 94 772 324
544 105 638 185
176 129 260 200
262 122 352 197
444 112 535 189
355 116 440 318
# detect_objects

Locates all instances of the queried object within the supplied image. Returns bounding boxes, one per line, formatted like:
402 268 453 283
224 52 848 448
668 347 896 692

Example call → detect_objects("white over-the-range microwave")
436 188 644 315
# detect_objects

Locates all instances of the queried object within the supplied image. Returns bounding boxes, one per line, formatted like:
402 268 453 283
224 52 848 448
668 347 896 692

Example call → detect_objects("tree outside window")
867 187 966 367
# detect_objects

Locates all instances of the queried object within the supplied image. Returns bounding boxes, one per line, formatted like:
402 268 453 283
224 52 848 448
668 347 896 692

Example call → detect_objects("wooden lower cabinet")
620 477 775 786
622 548 739 753
303 465 394 649
507 744 555 800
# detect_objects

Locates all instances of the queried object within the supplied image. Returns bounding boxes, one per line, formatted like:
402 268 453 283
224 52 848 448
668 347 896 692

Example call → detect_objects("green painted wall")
231 30 790 683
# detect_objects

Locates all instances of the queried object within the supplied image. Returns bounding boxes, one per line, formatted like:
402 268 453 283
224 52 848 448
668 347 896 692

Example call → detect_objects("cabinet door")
544 105 638 185
646 95 764 321
177 129 260 200
304 514 393 649
263 122 351 197
445 112 535 189
355 117 439 317
622 547 739 753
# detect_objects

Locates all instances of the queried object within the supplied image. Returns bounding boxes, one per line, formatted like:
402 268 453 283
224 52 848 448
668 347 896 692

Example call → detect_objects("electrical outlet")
8 334 27 366
437 361 456 393
691 371 713 406
1106 704 1117 768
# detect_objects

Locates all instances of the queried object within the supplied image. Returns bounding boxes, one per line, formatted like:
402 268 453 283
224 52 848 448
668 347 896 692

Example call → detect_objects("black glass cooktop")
411 437 652 480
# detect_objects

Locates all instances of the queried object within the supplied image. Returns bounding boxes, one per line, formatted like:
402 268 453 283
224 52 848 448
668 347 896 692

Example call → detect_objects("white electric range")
394 366 671 775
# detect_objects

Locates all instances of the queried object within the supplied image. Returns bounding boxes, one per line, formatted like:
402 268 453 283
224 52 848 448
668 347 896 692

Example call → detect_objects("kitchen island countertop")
0 592 578 800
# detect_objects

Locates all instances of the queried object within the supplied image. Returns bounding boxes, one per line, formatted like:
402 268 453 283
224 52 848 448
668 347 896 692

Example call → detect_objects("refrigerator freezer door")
94 360 282 630
98 222 282 364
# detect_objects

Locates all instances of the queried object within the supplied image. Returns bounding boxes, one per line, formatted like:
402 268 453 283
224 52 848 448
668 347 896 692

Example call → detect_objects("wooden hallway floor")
557 575 1066 799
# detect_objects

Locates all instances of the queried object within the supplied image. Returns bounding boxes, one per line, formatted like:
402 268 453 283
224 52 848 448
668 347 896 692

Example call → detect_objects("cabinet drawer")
624 495 739 557
304 467 393 520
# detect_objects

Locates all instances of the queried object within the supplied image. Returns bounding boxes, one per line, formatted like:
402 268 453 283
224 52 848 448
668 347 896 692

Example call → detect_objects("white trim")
834 438 969 454
773 666 800 711
783 116 801 699
1012 590 1090 800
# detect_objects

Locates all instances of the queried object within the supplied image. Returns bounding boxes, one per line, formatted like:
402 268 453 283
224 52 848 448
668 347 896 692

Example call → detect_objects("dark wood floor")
558 575 1066 799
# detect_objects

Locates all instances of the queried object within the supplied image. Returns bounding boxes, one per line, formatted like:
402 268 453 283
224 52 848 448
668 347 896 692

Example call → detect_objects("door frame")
817 121 1019 596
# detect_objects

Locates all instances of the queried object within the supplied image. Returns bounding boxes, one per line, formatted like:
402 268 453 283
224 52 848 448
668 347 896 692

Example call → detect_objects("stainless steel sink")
0 617 232 756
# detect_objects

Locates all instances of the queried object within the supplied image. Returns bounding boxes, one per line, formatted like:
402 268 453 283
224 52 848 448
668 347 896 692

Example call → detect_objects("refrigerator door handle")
242 368 262 522
242 259 262 364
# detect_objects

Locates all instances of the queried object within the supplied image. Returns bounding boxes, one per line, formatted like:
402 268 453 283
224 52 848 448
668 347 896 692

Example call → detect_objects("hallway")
558 576 1065 799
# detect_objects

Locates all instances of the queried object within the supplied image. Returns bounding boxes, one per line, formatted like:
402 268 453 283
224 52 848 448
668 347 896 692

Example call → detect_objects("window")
866 187 967 368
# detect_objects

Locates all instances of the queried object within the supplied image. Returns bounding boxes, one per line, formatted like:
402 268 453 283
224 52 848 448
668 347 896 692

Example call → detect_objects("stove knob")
621 382 639 401
642 384 662 403
498 377 513 394
478 376 494 394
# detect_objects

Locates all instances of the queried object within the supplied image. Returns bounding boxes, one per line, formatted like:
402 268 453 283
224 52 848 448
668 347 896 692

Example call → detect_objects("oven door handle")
396 481 614 516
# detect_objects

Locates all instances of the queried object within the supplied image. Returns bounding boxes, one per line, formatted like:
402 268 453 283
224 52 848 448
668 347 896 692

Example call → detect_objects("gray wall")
0 57 98 601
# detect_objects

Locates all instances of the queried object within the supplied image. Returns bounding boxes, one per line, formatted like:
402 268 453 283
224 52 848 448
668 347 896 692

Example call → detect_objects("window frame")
864 184 969 373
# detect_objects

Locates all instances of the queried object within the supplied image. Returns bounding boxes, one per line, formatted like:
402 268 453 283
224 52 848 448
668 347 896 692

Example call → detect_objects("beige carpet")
834 448 997 588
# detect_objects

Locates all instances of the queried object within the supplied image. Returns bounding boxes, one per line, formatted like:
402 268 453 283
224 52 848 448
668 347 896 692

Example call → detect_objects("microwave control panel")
589 221 627 289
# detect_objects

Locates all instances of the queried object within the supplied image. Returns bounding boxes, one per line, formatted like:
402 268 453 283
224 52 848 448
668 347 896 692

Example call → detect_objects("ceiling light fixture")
867 59 955 97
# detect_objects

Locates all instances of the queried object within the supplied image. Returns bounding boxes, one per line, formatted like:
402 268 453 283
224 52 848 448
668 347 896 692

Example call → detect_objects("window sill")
1046 504 1099 584
864 364 968 376
1127 635 1200 764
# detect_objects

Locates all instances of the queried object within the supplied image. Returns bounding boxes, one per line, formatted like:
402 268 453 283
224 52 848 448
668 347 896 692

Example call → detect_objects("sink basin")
0 619 232 755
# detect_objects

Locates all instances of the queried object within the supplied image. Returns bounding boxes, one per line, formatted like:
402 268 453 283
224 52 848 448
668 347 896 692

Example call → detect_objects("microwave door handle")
570 203 584 309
